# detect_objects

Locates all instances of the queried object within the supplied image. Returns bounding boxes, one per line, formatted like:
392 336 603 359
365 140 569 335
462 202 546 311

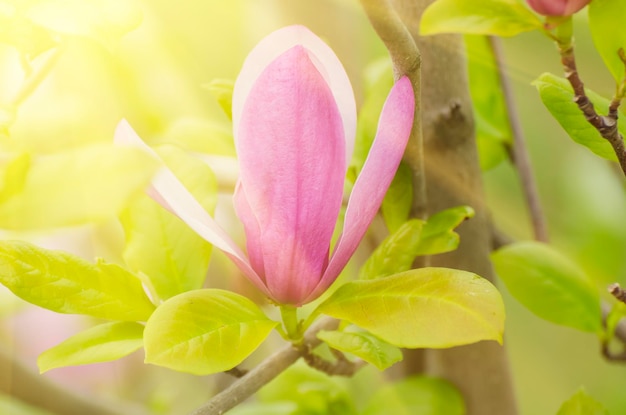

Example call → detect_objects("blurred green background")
1 0 625 414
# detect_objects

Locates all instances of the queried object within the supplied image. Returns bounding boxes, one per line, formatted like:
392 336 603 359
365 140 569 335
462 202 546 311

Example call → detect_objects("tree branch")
358 0 426 221
489 36 549 242
0 344 148 415
189 317 339 415
558 43 626 176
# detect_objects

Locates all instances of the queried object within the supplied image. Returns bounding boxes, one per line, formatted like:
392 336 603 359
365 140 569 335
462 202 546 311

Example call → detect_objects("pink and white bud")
115 26 415 306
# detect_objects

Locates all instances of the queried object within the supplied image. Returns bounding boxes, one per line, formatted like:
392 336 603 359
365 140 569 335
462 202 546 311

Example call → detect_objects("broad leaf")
316 268 504 348
363 376 465 415
0 144 158 230
465 35 512 170
589 0 626 83
203 79 235 120
533 73 624 161
492 241 602 333
121 145 217 301
416 205 474 256
144 289 277 375
0 241 155 321
421 0 543 37
381 162 413 233
258 363 358 415
359 219 424 280
556 389 609 415
317 328 403 370
38 321 144 373
359 207 473 281
157 118 235 156
26 0 142 50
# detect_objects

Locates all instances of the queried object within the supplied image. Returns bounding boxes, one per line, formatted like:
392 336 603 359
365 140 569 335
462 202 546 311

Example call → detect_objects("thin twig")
358 0 426 221
189 317 339 415
489 36 549 242
298 342 367 377
558 43 626 176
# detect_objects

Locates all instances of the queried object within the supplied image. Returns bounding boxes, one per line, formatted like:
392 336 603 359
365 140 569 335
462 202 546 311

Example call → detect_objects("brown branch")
298 342 367 377
0 344 148 415
358 0 426 221
558 44 626 176
189 317 339 415
489 36 549 243
608 283 626 304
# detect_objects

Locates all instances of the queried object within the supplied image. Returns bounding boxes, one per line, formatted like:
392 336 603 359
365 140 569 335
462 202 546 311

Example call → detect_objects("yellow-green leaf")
363 376 465 415
533 73 623 161
121 145 217 301
589 0 626 82
203 79 235 120
556 389 609 415
492 241 602 333
421 0 542 37
38 321 144 373
0 241 155 321
0 144 158 230
317 329 403 370
316 268 504 348
144 289 277 375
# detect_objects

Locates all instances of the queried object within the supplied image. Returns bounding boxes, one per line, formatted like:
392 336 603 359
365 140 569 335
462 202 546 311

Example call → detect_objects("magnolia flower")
526 0 590 16
116 25 414 306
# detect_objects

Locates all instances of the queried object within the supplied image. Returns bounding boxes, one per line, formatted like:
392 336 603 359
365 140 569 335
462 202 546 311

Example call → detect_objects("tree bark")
391 1 519 414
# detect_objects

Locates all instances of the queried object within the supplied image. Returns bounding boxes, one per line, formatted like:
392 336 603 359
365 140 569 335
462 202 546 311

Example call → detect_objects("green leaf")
258 363 358 415
465 35 512 170
157 117 235 156
421 0 543 37
359 206 473 281
317 328 403 370
0 144 158 230
589 0 626 82
359 219 424 280
121 145 217 301
363 376 465 415
144 289 277 375
381 162 413 233
556 389 609 415
38 321 144 373
316 268 504 348
533 73 624 161
26 0 142 50
492 241 602 333
0 241 155 321
203 79 235 120
416 205 475 256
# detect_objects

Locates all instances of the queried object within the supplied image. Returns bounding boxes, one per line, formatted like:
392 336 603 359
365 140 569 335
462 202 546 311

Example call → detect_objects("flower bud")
526 0 590 16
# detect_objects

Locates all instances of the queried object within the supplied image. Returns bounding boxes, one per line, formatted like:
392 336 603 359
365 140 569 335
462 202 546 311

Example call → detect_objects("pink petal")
113 120 269 295
304 76 415 303
232 25 356 168
235 47 346 305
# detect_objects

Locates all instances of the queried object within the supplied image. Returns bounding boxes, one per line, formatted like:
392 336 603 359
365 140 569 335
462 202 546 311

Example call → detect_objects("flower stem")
279 305 301 342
